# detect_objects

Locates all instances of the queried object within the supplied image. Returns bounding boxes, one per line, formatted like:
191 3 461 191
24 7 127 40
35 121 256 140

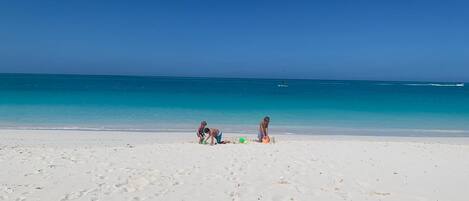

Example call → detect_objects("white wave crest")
404 83 464 87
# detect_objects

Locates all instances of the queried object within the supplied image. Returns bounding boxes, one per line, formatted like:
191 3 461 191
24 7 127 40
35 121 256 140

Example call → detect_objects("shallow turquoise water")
1 74 468 136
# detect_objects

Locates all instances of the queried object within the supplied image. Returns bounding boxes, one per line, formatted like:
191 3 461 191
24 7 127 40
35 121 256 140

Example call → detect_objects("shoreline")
1 125 469 138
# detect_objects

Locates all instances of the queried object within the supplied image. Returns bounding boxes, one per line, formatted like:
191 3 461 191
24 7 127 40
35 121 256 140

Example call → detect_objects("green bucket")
239 137 246 144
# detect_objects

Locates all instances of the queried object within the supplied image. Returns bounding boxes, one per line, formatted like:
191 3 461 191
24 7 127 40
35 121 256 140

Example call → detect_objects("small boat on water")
456 83 465 87
277 81 289 88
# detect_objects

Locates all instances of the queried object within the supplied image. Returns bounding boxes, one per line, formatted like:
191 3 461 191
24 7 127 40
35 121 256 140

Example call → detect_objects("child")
203 127 229 145
197 121 207 144
258 116 270 142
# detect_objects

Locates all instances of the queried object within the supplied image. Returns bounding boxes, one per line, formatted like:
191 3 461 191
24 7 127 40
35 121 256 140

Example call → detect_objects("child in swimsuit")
258 116 270 142
203 127 228 145
197 121 207 144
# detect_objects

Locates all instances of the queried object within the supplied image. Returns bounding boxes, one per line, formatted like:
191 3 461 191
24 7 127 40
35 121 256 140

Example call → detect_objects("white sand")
1 129 469 201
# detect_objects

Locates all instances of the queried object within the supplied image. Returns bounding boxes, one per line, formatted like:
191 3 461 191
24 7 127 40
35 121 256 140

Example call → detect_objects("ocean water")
1 74 468 136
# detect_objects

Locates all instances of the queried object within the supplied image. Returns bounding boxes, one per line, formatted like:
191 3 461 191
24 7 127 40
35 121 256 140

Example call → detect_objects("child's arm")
261 124 267 136
204 133 212 144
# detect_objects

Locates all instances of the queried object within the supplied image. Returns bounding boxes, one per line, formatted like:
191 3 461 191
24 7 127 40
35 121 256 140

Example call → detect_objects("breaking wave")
404 83 464 87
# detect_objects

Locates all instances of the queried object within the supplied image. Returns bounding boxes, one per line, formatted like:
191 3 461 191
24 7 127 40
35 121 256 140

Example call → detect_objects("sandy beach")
1 129 468 201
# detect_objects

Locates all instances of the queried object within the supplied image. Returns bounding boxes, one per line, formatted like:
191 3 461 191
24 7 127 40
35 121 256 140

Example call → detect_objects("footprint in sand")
14 196 26 201
60 190 86 201
131 196 142 201
277 176 289 184
127 176 150 192
227 191 240 201
114 174 151 193
176 168 186 175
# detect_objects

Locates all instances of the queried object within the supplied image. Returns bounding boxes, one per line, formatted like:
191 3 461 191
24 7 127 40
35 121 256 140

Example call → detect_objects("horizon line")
0 72 467 84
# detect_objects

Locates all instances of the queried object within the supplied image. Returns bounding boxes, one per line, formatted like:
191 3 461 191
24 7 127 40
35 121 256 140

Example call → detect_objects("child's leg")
215 133 223 144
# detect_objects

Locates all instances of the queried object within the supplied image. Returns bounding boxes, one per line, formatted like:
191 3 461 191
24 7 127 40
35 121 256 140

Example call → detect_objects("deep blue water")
1 74 468 136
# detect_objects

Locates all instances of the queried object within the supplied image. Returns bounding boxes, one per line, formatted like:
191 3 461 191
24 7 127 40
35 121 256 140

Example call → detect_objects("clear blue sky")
1 0 468 81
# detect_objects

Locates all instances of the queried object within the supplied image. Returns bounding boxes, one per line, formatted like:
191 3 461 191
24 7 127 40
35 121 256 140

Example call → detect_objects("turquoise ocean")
1 74 468 136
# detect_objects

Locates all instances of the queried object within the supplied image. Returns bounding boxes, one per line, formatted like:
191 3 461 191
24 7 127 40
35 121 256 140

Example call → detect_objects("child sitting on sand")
197 121 207 144
203 127 230 145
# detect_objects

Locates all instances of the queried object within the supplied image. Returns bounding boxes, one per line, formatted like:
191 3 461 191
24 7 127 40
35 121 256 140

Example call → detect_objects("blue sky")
1 0 468 81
